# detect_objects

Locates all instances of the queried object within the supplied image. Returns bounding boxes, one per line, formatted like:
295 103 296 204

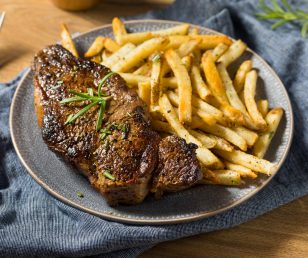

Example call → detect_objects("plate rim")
9 19 294 225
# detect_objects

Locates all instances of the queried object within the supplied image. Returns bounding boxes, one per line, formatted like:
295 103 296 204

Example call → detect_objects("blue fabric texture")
1 0 307 257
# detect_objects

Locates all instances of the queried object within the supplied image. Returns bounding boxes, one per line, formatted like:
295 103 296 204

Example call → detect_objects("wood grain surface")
1 1 307 257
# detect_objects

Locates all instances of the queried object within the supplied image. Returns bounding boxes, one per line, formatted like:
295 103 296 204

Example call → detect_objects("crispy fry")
167 91 216 126
212 43 229 61
224 161 257 179
244 70 267 130
60 24 79 57
188 129 217 149
150 54 162 111
192 116 248 151
177 39 201 57
104 38 120 53
181 55 193 72
257 99 269 118
84 36 105 57
208 134 234 152
118 24 190 45
202 51 230 104
233 60 252 93
253 108 283 158
189 27 199 35
138 81 151 106
190 35 232 49
200 168 242 185
112 17 127 44
165 49 192 124
112 37 169 72
233 126 259 146
102 43 136 68
151 120 174 134
91 55 102 63
165 35 190 49
159 95 223 168
133 62 152 76
217 63 258 129
217 40 247 67
190 50 212 101
214 149 277 175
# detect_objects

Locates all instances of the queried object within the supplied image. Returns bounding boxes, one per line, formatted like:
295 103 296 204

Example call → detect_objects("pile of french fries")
61 18 284 186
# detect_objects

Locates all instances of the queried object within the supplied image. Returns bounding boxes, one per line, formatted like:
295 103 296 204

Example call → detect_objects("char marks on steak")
152 136 202 198
32 44 160 206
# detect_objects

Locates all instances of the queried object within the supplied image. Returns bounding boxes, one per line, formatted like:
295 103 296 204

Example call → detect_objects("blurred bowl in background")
51 0 100 11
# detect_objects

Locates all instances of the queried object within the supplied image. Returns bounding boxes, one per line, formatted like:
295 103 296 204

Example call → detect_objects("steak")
152 136 202 198
32 44 160 206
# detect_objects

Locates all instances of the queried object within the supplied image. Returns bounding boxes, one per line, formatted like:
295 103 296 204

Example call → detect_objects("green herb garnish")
268 131 275 140
77 191 84 198
100 127 112 140
256 0 308 38
50 80 64 90
152 53 161 62
60 72 114 129
103 170 116 181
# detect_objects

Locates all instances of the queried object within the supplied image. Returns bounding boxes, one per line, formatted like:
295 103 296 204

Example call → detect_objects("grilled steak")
152 136 202 198
32 44 160 206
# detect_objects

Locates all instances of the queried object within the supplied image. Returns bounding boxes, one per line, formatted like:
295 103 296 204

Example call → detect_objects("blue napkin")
1 0 307 257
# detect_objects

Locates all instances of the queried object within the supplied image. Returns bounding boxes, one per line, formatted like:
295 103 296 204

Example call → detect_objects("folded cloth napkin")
1 0 308 257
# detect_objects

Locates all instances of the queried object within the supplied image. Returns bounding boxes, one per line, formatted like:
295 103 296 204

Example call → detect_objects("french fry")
212 43 229 61
244 70 267 130
189 27 199 35
118 24 190 45
84 36 105 57
159 95 223 168
167 91 216 126
150 54 162 111
214 149 277 175
177 39 201 57
233 60 252 93
104 38 120 53
233 126 259 146
165 35 190 49
165 49 192 124
91 55 102 63
192 116 248 151
138 81 151 106
181 55 193 72
112 17 127 44
257 99 269 118
202 51 229 104
102 43 136 68
119 73 149 87
188 129 217 149
190 50 212 101
207 134 234 152
60 24 79 57
101 49 111 62
133 62 152 76
224 161 257 179
191 94 224 121
217 63 259 130
253 108 283 158
190 35 232 49
151 120 174 134
217 40 247 67
112 37 169 72
200 168 242 185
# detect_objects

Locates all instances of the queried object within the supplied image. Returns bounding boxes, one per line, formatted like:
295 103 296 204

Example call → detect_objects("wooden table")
1 1 307 257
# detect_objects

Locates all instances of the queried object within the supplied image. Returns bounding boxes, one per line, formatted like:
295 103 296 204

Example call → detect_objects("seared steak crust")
32 44 160 205
152 136 202 198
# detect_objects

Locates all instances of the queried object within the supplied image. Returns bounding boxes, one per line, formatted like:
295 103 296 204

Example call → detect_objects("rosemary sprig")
61 72 115 129
103 170 116 181
256 0 308 38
